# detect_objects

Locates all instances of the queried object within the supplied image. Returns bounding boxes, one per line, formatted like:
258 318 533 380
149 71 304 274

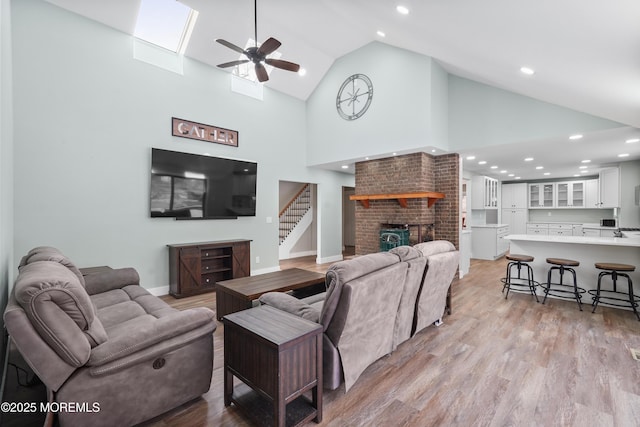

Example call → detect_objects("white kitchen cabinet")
501 183 528 209
600 229 617 237
583 228 600 237
598 167 620 208
472 176 499 209
471 225 509 260
548 224 575 236
529 183 555 208
527 223 549 235
585 179 599 209
460 231 472 278
556 181 585 208
502 208 527 235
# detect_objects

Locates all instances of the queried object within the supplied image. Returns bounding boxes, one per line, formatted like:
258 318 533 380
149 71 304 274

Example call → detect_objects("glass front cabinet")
528 183 555 208
556 181 584 208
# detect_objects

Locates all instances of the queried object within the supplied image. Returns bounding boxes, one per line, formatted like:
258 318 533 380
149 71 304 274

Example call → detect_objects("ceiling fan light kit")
216 0 300 82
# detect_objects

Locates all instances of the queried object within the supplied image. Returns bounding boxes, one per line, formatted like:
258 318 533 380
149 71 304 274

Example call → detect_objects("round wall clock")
336 74 373 120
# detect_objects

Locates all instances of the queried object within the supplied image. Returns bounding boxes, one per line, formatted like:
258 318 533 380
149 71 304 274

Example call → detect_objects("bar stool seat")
541 258 585 310
501 254 539 302
589 262 639 321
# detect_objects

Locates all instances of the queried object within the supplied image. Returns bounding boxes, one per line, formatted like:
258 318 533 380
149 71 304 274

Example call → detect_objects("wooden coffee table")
215 268 325 320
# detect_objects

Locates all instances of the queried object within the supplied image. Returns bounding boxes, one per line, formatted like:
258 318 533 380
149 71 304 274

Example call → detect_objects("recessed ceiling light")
431 149 437 153
524 157 534 161
543 172 550 176
569 134 583 140
396 5 409 15
581 159 591 163
574 174 580 177
520 66 535 75
580 170 589 173
626 138 639 143
618 153 630 157
341 165 349 169
478 160 487 165
365 157 369 160
298 68 307 76
392 152 397 156
536 166 544 170
508 174 515 177
490 165 498 169
466 156 476 160
376 30 386 37
515 177 521 180
579 165 587 169
500 170 507 173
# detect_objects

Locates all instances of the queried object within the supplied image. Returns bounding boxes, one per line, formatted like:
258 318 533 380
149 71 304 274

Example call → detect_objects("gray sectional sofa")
3 247 217 427
260 240 459 391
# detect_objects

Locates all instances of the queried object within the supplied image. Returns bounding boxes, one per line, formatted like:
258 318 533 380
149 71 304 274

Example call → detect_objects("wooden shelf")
349 191 445 208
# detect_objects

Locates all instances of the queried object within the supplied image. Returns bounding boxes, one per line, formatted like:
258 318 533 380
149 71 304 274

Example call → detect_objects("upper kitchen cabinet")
501 183 528 209
472 175 498 209
529 183 554 209
584 179 599 208
598 167 620 208
556 181 585 208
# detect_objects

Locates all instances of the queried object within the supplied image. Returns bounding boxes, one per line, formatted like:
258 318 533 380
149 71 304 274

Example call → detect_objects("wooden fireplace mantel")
349 191 445 208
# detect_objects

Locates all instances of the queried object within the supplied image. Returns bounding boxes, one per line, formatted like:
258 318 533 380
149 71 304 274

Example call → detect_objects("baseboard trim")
147 285 169 296
316 254 343 264
251 266 281 276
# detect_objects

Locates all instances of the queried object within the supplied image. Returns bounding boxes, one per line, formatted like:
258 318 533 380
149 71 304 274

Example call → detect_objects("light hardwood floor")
149 256 640 427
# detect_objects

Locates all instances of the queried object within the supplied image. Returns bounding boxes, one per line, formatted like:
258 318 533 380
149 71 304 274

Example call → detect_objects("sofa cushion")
19 246 85 287
259 292 320 323
13 261 108 366
414 240 456 257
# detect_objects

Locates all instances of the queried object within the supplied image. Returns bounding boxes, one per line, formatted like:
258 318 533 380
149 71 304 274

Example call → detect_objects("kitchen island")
505 233 640 311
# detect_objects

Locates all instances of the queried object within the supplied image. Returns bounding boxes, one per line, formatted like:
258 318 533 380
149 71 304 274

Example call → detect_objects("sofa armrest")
83 268 140 295
87 307 216 367
258 292 320 323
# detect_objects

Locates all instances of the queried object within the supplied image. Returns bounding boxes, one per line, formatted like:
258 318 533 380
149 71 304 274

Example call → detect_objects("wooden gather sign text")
172 117 238 147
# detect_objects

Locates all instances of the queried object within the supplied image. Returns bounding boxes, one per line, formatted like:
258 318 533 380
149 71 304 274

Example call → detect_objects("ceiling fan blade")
217 60 250 68
255 62 269 82
257 37 281 56
215 39 245 54
265 58 301 72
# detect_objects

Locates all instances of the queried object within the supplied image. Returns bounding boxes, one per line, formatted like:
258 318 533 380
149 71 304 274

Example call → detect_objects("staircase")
279 184 311 245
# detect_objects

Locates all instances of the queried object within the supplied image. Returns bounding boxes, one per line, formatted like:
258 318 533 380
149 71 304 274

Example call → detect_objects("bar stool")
589 263 639 321
541 258 585 310
501 254 539 302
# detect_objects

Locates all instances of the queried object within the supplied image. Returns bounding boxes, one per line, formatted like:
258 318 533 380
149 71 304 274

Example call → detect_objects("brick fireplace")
353 152 460 254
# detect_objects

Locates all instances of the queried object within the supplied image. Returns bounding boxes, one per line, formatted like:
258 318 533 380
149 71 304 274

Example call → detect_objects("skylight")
134 0 198 54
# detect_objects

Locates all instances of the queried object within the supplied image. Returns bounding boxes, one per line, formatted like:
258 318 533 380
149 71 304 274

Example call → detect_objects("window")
134 0 198 54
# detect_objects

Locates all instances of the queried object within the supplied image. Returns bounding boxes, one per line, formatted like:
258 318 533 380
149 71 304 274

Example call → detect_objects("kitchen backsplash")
528 208 614 223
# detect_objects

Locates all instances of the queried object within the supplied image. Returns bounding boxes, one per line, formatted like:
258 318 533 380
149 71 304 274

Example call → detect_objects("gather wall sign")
171 117 239 147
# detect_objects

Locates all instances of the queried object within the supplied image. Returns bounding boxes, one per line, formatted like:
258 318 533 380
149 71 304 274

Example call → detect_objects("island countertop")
505 233 640 248
504 234 640 313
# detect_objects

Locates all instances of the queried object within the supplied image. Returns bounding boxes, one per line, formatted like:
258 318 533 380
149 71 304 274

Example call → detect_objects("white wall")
0 0 14 381
11 0 352 289
448 75 625 151
306 42 445 166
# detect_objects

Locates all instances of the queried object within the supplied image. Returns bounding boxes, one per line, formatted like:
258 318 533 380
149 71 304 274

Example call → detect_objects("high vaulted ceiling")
41 0 640 179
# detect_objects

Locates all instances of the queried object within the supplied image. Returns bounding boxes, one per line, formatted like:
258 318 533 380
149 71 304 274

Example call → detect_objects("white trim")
316 254 343 264
251 266 281 276
146 285 170 296
288 250 317 258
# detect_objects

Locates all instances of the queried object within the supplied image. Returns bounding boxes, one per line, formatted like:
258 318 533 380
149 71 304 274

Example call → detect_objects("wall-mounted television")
150 148 257 219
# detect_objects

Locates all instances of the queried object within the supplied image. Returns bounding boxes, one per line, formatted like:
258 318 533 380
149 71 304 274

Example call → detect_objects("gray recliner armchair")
4 247 217 427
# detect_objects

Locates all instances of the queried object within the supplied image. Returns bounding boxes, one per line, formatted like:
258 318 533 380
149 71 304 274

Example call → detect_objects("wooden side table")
223 305 323 427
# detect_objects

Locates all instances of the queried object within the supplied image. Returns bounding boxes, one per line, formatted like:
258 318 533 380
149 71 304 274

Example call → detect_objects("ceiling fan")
215 0 301 82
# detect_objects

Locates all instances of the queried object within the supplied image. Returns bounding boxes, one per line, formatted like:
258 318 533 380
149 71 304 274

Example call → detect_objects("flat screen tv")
150 148 257 219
